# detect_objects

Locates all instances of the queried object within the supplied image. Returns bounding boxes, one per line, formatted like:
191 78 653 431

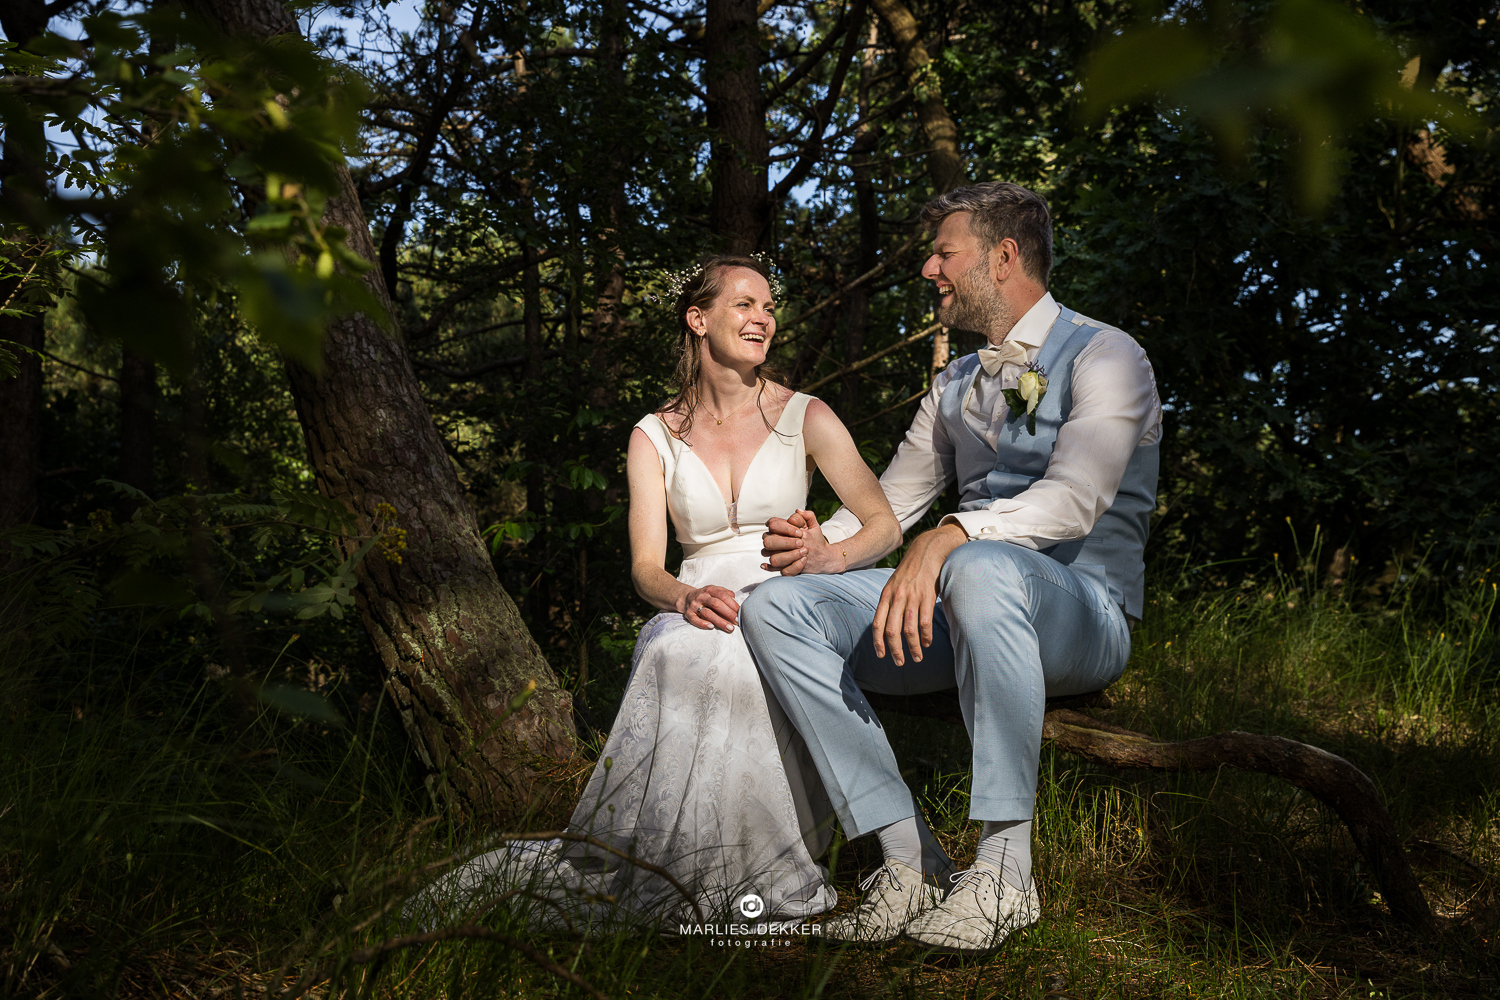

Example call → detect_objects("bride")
553 254 905 921
423 254 927 926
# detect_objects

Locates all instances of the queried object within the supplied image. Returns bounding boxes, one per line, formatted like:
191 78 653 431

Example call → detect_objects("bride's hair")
661 254 786 443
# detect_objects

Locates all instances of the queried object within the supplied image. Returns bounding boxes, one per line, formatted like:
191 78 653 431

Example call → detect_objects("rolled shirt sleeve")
825 326 1161 558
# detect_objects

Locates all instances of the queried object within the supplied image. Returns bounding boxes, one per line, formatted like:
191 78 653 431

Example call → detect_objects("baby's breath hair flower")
659 253 782 302
663 260 708 300
749 252 784 299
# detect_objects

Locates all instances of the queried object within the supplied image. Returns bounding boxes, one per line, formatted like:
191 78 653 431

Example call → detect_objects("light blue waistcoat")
936 306 1159 618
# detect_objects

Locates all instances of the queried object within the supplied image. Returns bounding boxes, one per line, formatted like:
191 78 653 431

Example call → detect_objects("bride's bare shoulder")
759 381 798 415
761 380 795 402
651 403 688 439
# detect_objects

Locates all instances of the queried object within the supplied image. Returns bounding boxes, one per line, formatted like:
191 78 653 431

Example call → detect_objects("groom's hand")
760 512 809 574
872 522 968 665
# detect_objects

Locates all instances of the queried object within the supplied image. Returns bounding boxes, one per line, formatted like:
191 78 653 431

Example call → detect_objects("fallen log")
861 688 1434 933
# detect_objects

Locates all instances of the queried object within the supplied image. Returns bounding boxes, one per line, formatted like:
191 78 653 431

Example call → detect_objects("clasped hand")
760 509 844 576
678 509 839 632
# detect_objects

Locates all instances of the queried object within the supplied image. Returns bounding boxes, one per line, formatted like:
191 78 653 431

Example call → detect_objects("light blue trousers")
742 540 1131 838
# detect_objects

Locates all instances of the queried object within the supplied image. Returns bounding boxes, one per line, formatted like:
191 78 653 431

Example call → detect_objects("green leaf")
272 488 356 533
1080 24 1212 123
76 277 195 377
257 684 344 725
245 211 295 232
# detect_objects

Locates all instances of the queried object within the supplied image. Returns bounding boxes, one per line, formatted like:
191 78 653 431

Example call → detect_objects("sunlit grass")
3 557 1498 998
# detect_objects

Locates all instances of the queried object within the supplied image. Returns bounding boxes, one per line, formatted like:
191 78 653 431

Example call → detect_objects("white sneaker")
819 859 940 943
903 865 1040 954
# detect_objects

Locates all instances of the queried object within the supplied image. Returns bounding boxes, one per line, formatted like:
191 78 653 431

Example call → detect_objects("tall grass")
3 554 1498 998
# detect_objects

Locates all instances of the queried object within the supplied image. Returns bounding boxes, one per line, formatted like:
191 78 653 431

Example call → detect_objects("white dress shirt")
823 293 1162 564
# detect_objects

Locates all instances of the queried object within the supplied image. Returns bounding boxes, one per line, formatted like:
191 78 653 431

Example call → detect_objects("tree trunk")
0 0 51 529
585 0 628 395
188 0 577 823
0 310 42 528
929 327 949 377
841 15 880 414
118 348 155 502
705 0 771 253
520 239 550 636
869 0 964 193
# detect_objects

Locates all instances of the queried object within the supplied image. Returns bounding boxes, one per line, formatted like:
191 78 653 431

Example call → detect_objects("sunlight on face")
693 267 777 367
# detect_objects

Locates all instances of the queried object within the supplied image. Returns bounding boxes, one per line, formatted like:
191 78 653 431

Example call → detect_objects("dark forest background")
9 0 1496 700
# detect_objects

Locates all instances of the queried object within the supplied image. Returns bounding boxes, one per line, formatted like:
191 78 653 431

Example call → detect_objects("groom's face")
923 213 1006 337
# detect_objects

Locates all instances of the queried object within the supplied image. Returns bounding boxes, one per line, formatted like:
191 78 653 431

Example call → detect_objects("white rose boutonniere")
1001 362 1049 435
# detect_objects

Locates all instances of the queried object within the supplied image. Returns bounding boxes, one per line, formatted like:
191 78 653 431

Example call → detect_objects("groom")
743 181 1161 953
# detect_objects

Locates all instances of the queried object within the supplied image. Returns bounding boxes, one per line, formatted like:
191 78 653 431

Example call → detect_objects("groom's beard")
936 255 1013 338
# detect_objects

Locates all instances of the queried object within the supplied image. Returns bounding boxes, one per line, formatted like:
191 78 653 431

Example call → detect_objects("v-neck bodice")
637 393 813 566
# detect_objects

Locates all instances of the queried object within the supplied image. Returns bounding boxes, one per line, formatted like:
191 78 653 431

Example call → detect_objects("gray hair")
920 182 1053 288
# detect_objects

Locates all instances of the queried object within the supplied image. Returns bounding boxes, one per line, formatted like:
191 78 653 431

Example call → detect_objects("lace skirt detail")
562 561 836 921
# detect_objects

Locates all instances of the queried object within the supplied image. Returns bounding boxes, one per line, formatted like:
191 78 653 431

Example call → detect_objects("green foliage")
14 0 1496 717
0 478 400 682
0 6 384 372
1080 0 1487 209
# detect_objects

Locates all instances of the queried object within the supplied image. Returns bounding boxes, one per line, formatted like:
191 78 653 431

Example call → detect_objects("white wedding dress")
422 393 838 926
558 392 837 920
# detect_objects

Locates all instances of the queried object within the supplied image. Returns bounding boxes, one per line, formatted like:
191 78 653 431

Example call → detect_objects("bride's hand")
761 509 846 576
676 585 740 632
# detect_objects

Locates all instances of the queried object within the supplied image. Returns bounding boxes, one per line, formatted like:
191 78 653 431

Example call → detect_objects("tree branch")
799 321 940 393
776 229 925 339
862 690 1436 933
771 0 867 203
766 4 852 101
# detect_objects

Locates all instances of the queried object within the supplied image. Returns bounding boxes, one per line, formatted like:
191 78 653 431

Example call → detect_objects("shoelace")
947 866 1004 896
858 863 905 894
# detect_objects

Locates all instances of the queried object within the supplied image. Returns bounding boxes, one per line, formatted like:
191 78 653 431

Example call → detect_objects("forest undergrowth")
3 552 1498 1000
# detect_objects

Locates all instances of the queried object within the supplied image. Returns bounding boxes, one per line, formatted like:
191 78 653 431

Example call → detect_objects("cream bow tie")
977 340 1029 377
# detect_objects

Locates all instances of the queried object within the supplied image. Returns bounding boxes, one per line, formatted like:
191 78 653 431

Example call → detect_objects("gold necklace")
703 382 760 425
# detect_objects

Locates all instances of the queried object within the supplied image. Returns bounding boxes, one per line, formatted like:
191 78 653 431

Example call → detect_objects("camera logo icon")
737 892 765 919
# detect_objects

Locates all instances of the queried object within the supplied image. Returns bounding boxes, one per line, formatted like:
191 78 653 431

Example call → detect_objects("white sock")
974 819 1032 890
875 816 923 872
915 810 954 879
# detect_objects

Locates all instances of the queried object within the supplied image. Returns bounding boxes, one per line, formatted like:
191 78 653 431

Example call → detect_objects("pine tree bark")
585 0 628 379
705 0 771 253
186 0 577 822
869 0 964 193
841 15 880 414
